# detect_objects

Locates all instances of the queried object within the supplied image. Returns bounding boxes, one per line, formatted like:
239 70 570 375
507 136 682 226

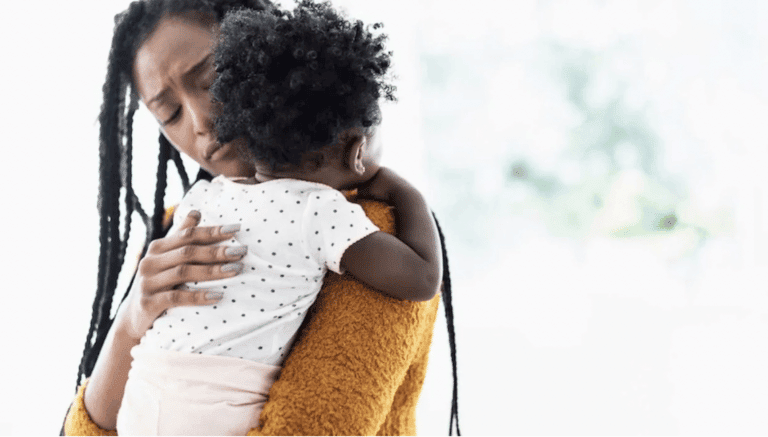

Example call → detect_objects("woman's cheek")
163 129 196 160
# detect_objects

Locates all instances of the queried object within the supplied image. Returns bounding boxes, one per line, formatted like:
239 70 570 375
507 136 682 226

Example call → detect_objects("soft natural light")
1 0 767 435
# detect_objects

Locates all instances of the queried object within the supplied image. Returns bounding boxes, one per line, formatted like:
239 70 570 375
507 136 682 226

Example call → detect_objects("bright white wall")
1 1 134 435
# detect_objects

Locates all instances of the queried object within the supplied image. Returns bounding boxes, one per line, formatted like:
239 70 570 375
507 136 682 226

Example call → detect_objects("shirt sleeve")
302 189 379 275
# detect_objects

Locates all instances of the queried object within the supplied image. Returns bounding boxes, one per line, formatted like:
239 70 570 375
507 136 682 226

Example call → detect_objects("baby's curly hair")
211 0 396 171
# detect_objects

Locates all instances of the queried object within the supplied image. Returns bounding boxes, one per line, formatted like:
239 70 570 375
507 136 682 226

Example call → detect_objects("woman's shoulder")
351 198 395 234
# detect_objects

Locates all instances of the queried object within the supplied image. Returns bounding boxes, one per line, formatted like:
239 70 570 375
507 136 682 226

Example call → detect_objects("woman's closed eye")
162 107 182 126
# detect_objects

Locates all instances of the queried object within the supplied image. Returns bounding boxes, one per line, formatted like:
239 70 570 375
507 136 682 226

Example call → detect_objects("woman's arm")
78 318 140 432
341 167 443 301
66 211 246 433
65 201 441 436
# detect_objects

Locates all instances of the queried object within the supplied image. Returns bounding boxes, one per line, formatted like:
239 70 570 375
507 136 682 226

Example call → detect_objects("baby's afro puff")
211 0 396 171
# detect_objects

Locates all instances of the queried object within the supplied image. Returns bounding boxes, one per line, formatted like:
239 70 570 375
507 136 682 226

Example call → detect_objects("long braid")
170 146 191 192
75 0 147 391
113 91 149 313
433 213 461 436
118 91 141 278
151 134 172 242
195 167 214 183
76 26 127 390
96 65 126 330
132 192 150 234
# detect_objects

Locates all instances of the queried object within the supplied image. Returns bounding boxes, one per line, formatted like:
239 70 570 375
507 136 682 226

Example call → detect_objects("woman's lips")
204 143 226 160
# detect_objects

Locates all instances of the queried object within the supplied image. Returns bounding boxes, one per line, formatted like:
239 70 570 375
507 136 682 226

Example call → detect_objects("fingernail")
221 263 242 272
221 224 241 234
189 210 201 219
206 292 224 300
226 246 248 256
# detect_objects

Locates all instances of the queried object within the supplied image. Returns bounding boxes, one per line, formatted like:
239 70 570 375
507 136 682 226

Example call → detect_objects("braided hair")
76 0 274 392
77 1 460 434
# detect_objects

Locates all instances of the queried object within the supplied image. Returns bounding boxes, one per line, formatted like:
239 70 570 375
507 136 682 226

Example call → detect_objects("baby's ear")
344 135 366 176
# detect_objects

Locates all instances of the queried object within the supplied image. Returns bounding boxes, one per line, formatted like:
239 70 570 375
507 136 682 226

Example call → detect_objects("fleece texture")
64 380 117 436
64 198 441 436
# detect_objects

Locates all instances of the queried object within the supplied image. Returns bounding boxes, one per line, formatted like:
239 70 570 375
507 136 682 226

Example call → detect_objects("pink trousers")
116 343 282 436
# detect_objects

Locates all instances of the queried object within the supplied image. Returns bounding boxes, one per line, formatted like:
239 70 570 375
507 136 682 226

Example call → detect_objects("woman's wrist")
83 317 141 431
112 308 144 345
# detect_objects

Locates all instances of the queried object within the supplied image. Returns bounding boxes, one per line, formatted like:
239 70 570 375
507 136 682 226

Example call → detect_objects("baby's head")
211 0 396 188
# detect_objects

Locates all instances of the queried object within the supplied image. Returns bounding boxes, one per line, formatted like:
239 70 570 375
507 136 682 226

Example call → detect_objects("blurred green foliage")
507 44 716 244
420 37 732 264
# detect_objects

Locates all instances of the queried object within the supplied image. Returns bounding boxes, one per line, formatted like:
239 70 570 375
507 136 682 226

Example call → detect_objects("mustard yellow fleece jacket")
63 199 441 435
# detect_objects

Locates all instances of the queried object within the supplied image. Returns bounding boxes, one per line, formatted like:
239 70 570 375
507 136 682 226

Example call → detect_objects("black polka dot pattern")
305 188 379 273
142 177 379 365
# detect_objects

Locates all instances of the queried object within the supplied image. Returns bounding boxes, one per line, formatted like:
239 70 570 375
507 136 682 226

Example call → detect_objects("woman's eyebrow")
184 53 213 78
147 89 168 108
147 53 213 107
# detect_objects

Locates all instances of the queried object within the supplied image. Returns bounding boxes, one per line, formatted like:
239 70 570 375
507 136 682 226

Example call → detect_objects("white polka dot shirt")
140 176 379 366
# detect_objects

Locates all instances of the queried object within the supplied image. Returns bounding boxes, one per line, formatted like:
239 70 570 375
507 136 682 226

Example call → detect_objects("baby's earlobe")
355 161 366 175
348 136 366 174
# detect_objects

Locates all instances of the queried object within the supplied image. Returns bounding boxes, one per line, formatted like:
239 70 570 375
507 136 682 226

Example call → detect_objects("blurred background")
1 0 767 435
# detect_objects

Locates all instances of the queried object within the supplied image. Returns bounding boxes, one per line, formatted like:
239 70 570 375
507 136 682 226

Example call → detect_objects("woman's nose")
188 96 214 136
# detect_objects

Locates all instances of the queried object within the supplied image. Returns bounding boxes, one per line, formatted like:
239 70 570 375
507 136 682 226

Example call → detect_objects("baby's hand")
357 167 412 203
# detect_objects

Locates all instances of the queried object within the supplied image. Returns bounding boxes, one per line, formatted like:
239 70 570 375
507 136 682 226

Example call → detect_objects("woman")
61 0 460 435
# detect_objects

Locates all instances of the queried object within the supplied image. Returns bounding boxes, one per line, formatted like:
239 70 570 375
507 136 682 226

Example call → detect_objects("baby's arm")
341 167 443 302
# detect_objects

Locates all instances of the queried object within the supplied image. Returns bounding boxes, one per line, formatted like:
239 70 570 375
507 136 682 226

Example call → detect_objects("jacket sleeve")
247 199 440 436
62 379 117 436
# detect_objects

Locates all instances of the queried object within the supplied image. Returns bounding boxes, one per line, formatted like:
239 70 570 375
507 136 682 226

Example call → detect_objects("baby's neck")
226 174 321 186
244 165 364 191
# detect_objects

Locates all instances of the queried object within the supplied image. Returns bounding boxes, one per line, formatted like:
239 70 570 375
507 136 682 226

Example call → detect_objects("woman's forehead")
133 17 215 101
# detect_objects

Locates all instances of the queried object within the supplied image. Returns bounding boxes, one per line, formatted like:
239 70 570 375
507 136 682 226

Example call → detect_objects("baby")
118 1 442 435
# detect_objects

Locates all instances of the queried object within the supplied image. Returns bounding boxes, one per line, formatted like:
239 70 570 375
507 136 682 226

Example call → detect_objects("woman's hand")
83 210 248 431
115 210 246 341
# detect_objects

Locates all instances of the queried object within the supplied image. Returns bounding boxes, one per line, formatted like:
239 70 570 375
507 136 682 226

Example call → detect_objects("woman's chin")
205 145 255 178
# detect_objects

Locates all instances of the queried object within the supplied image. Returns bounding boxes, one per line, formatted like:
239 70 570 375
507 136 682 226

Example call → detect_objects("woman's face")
133 16 254 178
